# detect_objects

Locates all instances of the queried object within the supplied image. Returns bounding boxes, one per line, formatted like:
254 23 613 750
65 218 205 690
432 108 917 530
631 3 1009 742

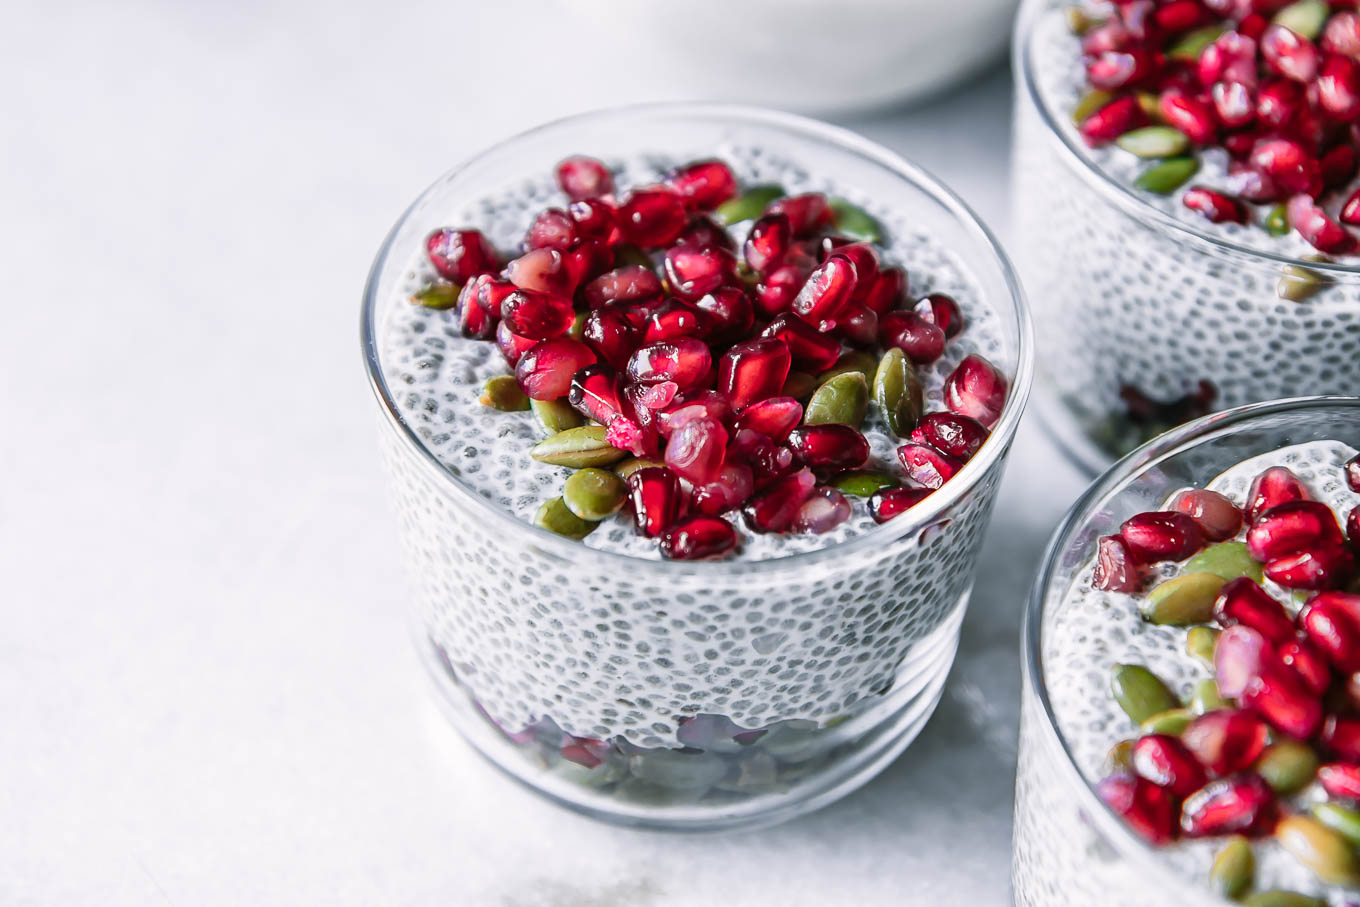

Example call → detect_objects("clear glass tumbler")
361 104 1034 831
1012 0 1360 473
1014 396 1360 905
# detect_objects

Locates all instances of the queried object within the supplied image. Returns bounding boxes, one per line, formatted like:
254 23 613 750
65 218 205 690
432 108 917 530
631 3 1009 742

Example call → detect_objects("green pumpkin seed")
1116 125 1192 159
1141 707 1194 736
805 372 869 427
1111 663 1180 724
829 198 883 243
614 457 663 481
568 311 588 341
530 425 627 468
611 244 655 271
818 350 878 385
479 375 530 411
1103 739 1135 774
782 370 818 402
530 398 583 435
715 184 785 225
1168 24 1227 61
1142 572 1226 625
1134 157 1200 195
563 467 627 521
830 469 900 497
1274 0 1329 40
1136 92 1164 123
1257 740 1319 794
532 497 597 540
1276 815 1360 886
1186 626 1221 668
1191 678 1227 714
1186 541 1265 583
1064 5 1097 35
1264 203 1291 237
1278 259 1333 303
1243 892 1325 907
410 282 461 310
873 348 924 437
1211 836 1255 900
1315 802 1360 846
1072 89 1115 126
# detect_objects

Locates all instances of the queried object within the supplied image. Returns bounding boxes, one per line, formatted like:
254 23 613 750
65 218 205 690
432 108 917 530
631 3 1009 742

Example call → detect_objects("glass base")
1032 379 1115 478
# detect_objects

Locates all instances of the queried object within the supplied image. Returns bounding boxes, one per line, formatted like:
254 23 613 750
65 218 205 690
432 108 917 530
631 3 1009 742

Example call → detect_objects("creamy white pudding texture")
1044 440 1360 897
378 147 1010 561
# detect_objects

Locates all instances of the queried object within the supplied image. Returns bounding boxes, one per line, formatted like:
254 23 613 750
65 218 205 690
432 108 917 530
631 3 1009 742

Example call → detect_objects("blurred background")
1 1 1086 903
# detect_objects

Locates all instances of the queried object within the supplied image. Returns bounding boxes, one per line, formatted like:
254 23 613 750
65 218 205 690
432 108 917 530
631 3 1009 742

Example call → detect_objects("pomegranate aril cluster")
1092 454 1360 889
416 154 1006 560
1068 0 1360 254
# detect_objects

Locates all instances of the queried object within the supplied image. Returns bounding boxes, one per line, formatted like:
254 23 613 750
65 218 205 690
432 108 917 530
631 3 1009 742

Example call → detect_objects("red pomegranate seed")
792 255 858 331
1156 0 1207 32
659 515 737 560
1321 763 1360 800
909 412 989 460
676 216 735 252
663 244 736 301
567 198 616 242
496 320 537 366
1181 773 1276 838
1183 709 1270 775
692 286 754 342
914 293 964 338
625 338 711 390
761 313 842 373
766 193 832 236
862 267 907 315
1350 505 1360 552
1133 734 1208 798
879 310 946 364
741 467 816 533
617 186 687 248
754 265 806 318
1213 577 1297 644
1120 511 1206 563
1223 129 1265 158
1325 11 1360 56
1255 78 1302 129
1246 466 1311 522
1322 715 1360 762
1079 95 1151 146
453 289 496 340
1226 160 1280 203
1082 19 1132 55
1211 80 1257 130
500 289 576 340
665 160 738 212
425 228 498 283
943 354 1008 429
1247 500 1345 561
1097 774 1177 845
560 736 609 768
1116 0 1157 41
665 414 729 485
1215 625 1275 699
524 208 577 251
827 241 880 303
1242 660 1323 739
1344 191 1360 227
1200 34 1258 87
1169 488 1243 541
734 396 802 442
642 299 711 343
506 248 575 296
1183 186 1249 224
567 363 623 424
788 424 870 471
555 156 613 202
719 338 792 411
583 265 662 309
581 305 638 371
1318 55 1360 120
629 467 682 537
790 485 852 534
836 305 879 347
1262 23 1320 82
514 338 597 401
868 486 934 523
1279 638 1332 697
1087 48 1157 90
1299 591 1360 672
1253 136 1324 196
728 428 797 489
1093 534 1146 593
1288 193 1360 254
897 442 964 490
1160 91 1219 144
744 213 792 274
690 463 754 516
1266 540 1356 590
656 390 730 435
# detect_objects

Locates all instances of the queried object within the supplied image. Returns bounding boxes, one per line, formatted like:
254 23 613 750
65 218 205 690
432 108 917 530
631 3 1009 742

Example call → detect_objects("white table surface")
2 4 1088 903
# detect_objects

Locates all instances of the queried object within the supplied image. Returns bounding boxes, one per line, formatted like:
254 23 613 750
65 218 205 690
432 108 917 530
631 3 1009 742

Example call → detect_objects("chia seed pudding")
1013 0 1360 469
362 107 1031 828
1014 397 1360 906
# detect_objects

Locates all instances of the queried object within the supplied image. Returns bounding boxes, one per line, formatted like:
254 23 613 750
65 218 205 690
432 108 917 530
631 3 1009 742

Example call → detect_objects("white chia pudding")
1013 0 1360 466
1016 438 1360 906
367 128 1027 821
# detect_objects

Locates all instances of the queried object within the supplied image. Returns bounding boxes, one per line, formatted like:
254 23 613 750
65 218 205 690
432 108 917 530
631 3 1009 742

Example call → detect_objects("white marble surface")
1 3 1087 903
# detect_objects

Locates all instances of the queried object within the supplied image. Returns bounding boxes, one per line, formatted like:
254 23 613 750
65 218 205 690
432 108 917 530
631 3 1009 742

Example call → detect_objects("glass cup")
361 103 1034 831
1011 0 1360 473
1013 396 1360 905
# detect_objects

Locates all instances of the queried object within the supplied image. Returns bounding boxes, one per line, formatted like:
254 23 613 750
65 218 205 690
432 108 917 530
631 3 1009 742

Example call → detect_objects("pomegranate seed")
914 293 964 338
642 299 711 343
728 429 797 489
626 338 711 390
862 267 907 315
1320 763 1360 800
1289 193 1360 254
1200 32 1259 87
466 273 516 315
1121 511 1206 562
666 160 737 212
1242 660 1323 738
1170 488 1243 541
693 286 754 341
1279 638 1332 697
1183 709 1271 775
734 396 802 442
719 338 792 411
500 289 575 340
1252 138 1322 196
1180 773 1276 838
1082 20 1132 56
1214 577 1297 644
827 241 880 304
656 390 730 436
1183 186 1249 223
1266 540 1356 590
663 244 736 301
560 736 609 768
1160 91 1219 144
568 198 616 242
582 305 639 370
1246 466 1311 522
1262 24 1320 82
1247 500 1345 561
909 412 989 460
1097 774 1177 845
754 264 806 318
1212 80 1258 129
567 363 623 424
766 194 832 236
676 216 735 252
897 442 964 490
1318 55 1360 120
555 156 613 201
1299 591 1360 671
524 208 577 251
665 414 729 485
761 313 842 373
1322 715 1360 762
1087 48 1157 90
741 467 816 533
943 354 1008 428
1226 160 1280 203
791 486 852 534
744 213 792 274
836 305 879 347
659 515 737 560
425 228 498 283
506 248 577 297
1255 78 1302 129
1079 95 1151 146
1116 0 1158 41
583 265 662 309
880 310 947 364
514 338 597 401
1350 506 1360 552
1223 129 1265 158
452 275 502 339
628 467 682 537
496 320 537 366
1156 0 1207 32
788 424 870 471
617 186 687 248
1215 625 1275 699
1324 11 1360 57
1093 534 1146 593
1238 11 1268 41
1344 191 1360 227
792 255 858 331
690 463 754 516
1132 734 1208 798
868 486 934 523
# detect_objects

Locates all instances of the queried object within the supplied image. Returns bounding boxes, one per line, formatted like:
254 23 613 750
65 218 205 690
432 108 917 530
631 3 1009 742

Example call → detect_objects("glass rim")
1021 394 1360 894
1013 0 1360 277
359 101 1034 577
